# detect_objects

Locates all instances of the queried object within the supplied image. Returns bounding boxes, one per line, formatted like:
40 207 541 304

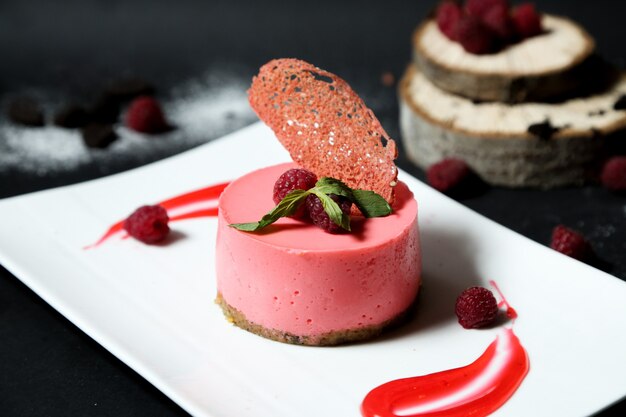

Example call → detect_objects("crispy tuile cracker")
248 58 398 207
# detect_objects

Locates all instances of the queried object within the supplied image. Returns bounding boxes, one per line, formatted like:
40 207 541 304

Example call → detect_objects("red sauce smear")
489 279 518 320
84 182 229 249
361 283 529 417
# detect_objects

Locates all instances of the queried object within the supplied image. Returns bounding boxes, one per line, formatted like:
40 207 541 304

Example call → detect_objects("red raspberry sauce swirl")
361 282 529 417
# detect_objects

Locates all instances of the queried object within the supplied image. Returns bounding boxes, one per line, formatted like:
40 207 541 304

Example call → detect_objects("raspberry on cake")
273 168 318 219
305 193 352 234
216 59 421 346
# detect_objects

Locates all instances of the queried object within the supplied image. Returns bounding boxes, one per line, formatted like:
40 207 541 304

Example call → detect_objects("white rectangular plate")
1 122 626 417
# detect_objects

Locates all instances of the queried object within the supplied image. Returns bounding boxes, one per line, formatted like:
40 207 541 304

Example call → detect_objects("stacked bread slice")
400 9 626 187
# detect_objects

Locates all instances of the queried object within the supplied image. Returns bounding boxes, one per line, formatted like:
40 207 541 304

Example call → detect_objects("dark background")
1 0 625 415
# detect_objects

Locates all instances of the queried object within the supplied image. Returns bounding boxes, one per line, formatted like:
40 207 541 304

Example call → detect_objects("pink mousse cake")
215 163 421 346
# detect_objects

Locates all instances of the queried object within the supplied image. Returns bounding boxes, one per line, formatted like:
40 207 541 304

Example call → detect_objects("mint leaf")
352 189 392 218
230 189 309 231
310 189 351 231
314 177 353 200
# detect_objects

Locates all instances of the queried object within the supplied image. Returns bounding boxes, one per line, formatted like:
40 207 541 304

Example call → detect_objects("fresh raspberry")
125 96 170 134
273 168 318 218
600 156 626 192
427 158 471 192
465 0 509 19
455 287 499 329
306 194 352 233
453 16 497 54
123 205 170 244
482 4 514 41
550 225 591 261
511 3 543 39
436 1 463 40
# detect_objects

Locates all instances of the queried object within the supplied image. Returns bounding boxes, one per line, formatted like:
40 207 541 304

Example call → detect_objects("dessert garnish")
248 58 398 208
273 168 318 219
230 175 391 233
123 204 170 244
436 0 544 54
125 96 171 134
455 286 499 329
601 156 626 192
306 193 353 234
550 225 591 261
426 158 472 193
86 182 228 249
361 281 529 417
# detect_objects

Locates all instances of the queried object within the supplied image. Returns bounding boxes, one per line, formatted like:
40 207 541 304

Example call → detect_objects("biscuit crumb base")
215 292 417 346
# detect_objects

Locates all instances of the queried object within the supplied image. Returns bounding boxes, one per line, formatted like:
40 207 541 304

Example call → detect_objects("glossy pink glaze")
216 163 421 337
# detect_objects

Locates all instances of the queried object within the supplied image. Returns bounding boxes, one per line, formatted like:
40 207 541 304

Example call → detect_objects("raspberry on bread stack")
400 0 626 187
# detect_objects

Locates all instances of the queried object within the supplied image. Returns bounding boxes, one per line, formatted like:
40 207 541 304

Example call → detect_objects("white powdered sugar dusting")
0 69 256 176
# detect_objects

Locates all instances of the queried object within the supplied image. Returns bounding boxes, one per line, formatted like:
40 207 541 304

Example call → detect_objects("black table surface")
1 1 625 415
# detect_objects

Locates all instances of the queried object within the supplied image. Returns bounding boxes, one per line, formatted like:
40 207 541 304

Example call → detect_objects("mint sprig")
229 176 392 233
352 189 392 218
229 189 309 231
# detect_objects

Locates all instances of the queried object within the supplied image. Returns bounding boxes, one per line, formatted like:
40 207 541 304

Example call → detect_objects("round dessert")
414 14 595 102
215 163 421 346
399 65 626 188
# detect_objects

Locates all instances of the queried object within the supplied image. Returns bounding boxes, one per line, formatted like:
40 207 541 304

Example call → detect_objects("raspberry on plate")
273 168 318 219
453 15 497 55
125 96 170 134
123 205 170 244
306 194 352 234
511 3 543 39
427 158 471 192
436 1 463 41
550 225 591 261
600 156 626 192
455 286 499 329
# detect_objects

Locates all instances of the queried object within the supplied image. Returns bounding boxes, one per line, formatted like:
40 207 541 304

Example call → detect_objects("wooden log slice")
413 15 595 103
399 65 626 188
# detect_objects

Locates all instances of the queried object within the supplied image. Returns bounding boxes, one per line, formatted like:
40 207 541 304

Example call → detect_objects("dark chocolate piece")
7 97 45 126
528 120 560 140
81 124 118 148
104 78 155 102
613 95 626 111
87 95 120 124
54 104 89 128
